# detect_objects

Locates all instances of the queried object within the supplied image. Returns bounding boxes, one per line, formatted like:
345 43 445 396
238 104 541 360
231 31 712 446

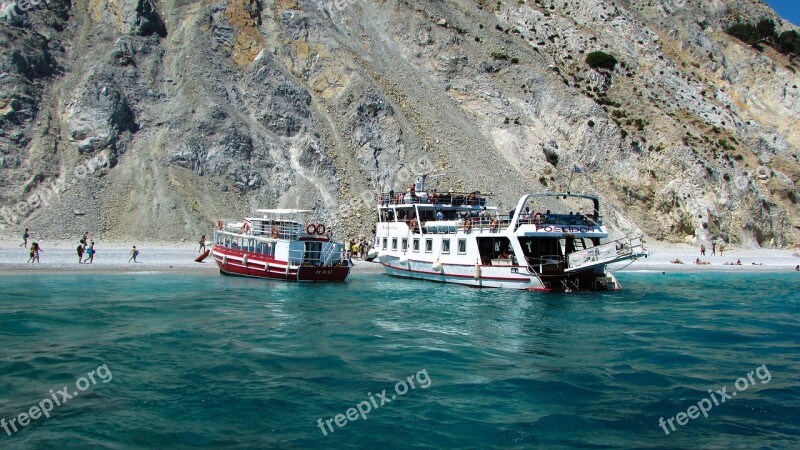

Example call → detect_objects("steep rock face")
87 0 166 37
0 0 798 246
65 70 137 153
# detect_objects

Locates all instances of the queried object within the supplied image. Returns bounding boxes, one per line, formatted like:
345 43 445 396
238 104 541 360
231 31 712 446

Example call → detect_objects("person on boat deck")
545 210 552 222
436 210 445 221
499 249 511 259
508 209 515 220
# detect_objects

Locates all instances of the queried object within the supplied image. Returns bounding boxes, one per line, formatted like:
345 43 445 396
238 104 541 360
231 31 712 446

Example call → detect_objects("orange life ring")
272 227 279 239
464 218 472 232
306 224 317 235
409 219 417 232
534 212 544 224
242 222 251 233
490 218 498 231
315 223 326 235
217 220 223 230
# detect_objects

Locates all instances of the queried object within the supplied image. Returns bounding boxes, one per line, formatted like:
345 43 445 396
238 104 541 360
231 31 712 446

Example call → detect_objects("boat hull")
212 248 350 282
379 256 621 291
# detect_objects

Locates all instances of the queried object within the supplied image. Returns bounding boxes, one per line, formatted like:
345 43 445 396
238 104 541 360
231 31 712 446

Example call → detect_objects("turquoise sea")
0 272 798 449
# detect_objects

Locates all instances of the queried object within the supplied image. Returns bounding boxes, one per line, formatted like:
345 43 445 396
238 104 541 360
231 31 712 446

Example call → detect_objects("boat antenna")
566 165 582 195
416 172 446 191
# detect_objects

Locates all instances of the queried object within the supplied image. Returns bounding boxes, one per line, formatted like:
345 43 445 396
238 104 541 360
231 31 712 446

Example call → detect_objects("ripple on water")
0 272 797 448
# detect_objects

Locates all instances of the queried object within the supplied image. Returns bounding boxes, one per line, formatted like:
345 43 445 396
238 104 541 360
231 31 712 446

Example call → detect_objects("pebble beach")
2 239 798 275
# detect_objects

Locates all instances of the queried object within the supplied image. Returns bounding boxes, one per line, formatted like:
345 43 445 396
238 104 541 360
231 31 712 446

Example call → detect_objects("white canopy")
253 209 313 214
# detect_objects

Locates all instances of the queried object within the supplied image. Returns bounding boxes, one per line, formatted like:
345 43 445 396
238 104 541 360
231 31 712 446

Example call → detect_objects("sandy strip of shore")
0 240 384 275
610 244 800 273
1 240 797 275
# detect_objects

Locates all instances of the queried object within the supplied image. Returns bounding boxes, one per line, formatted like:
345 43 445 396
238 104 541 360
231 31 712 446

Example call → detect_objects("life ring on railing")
217 220 223 230
408 218 417 232
490 218 498 232
315 224 326 235
306 224 317 235
464 218 472 232
272 227 279 239
533 212 544 224
242 222 251 234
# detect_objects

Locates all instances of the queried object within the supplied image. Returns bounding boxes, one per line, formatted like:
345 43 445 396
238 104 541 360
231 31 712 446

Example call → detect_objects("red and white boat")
212 209 351 282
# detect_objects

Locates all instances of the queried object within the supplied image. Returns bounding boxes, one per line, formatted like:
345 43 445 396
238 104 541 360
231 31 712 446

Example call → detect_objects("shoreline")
1 240 797 276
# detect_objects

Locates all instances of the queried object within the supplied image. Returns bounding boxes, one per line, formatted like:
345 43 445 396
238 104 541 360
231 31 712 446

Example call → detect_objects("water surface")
0 272 798 448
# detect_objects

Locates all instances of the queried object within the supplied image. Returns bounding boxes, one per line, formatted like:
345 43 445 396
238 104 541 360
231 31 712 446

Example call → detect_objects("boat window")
401 238 408 251
425 239 433 253
457 238 467 254
392 238 398 250
382 238 388 250
442 239 450 254
375 237 380 247
413 238 420 252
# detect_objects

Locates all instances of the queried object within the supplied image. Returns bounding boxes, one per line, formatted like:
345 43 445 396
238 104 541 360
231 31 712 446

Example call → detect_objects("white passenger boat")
372 176 647 291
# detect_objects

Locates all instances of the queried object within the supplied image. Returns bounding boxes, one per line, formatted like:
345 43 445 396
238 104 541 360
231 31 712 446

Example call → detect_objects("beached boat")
212 209 351 282
371 176 647 291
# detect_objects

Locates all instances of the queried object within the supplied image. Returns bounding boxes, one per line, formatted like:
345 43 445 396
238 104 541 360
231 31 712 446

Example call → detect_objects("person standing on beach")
77 243 84 263
711 241 716 256
83 241 95 263
700 244 706 256
28 242 42 263
20 228 30 248
719 242 725 256
128 245 139 263
199 235 206 253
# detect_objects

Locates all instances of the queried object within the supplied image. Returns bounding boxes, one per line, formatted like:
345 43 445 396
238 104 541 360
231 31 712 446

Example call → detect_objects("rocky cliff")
1 0 798 246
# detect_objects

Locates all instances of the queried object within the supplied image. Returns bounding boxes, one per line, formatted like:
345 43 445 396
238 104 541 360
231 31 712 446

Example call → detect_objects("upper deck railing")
378 191 489 207
216 219 322 241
